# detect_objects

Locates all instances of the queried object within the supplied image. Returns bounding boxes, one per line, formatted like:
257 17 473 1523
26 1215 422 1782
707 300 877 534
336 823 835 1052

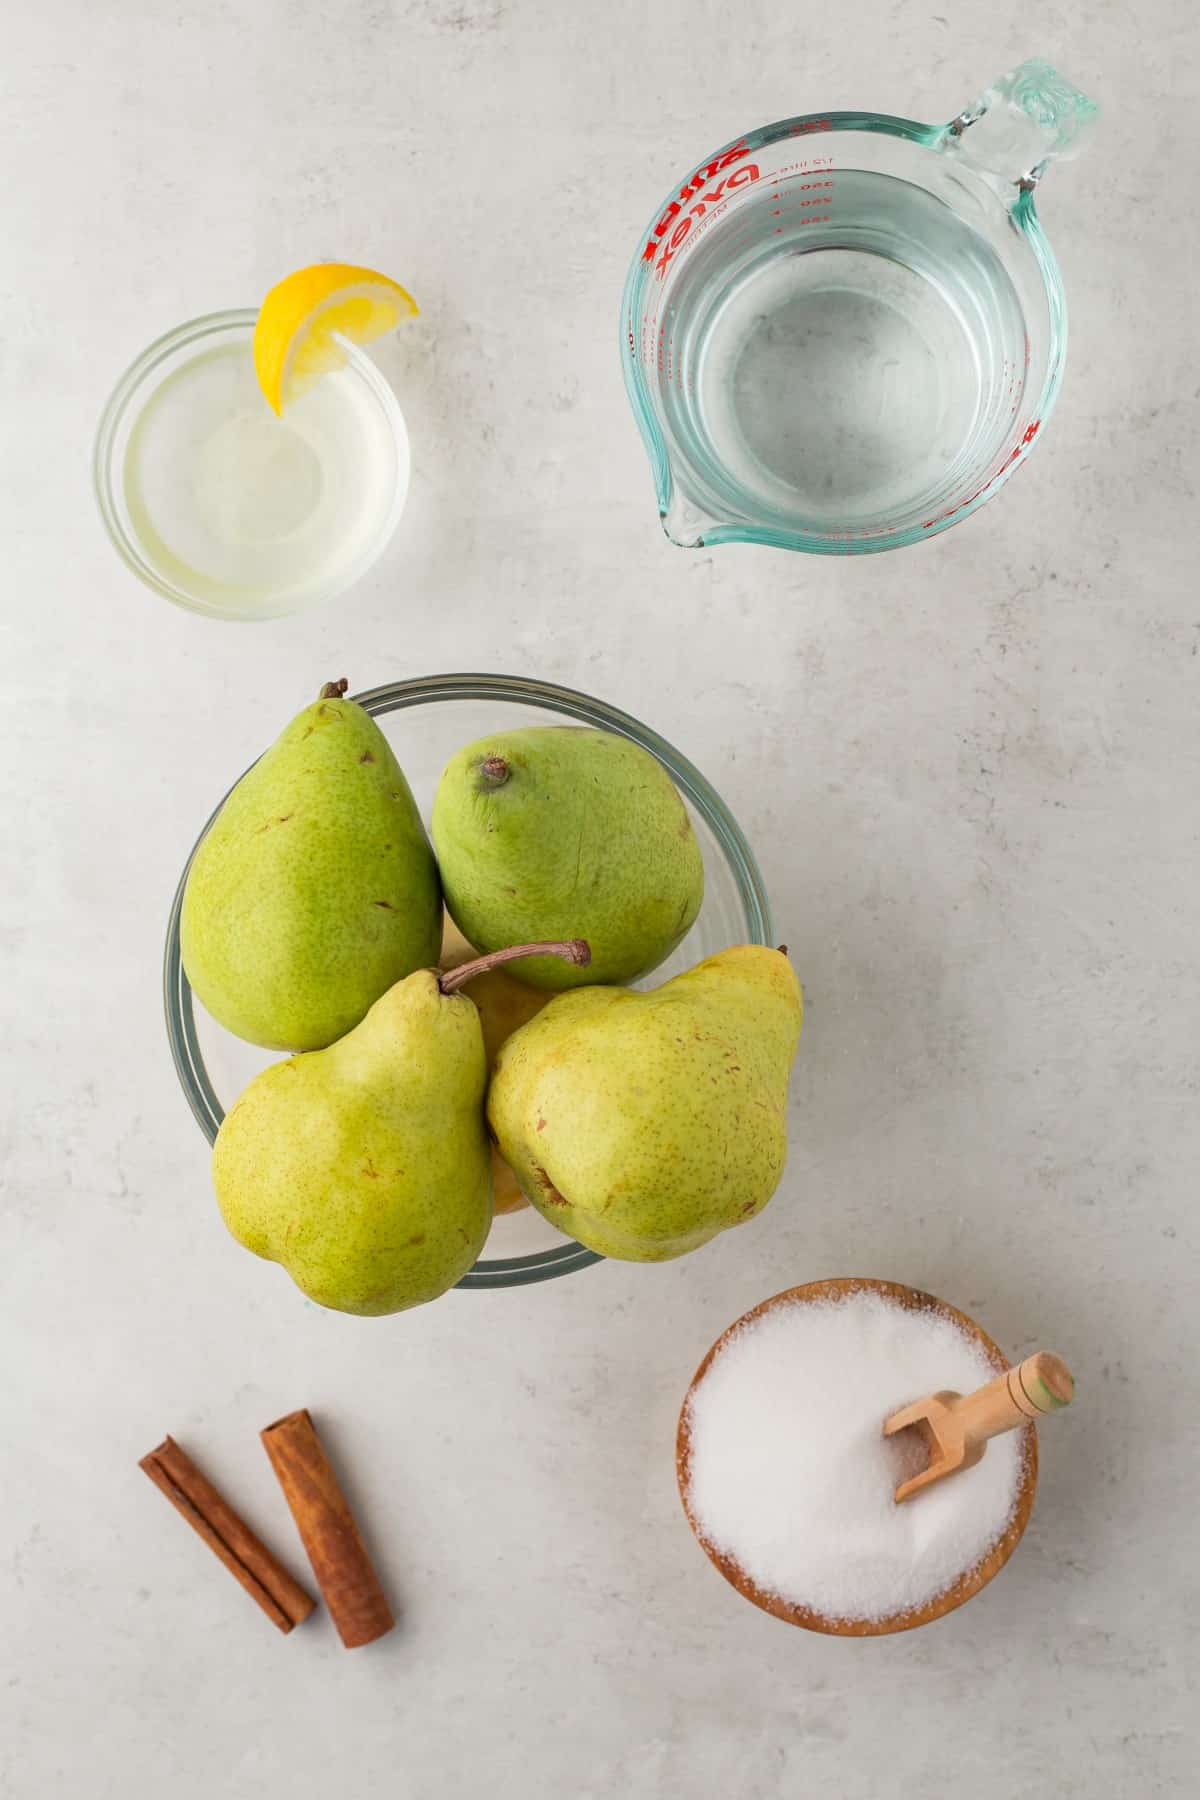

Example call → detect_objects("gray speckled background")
2 3 1196 1795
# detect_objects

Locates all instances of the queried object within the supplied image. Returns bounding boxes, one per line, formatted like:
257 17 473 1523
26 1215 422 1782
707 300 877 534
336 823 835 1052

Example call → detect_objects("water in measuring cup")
663 171 1028 533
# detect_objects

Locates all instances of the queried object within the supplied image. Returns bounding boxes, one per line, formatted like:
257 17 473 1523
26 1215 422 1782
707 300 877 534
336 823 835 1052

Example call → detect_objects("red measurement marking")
771 157 836 180
921 421 1041 530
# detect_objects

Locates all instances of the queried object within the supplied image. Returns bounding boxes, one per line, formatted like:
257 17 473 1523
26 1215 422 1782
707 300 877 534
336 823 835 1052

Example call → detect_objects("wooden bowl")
676 1277 1038 1636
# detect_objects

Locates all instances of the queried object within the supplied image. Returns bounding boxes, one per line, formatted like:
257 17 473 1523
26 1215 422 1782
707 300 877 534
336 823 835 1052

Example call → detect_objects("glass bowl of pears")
165 673 790 1303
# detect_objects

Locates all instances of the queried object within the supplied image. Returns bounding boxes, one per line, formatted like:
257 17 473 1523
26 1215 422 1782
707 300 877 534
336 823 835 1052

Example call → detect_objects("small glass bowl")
164 672 774 1289
93 308 410 620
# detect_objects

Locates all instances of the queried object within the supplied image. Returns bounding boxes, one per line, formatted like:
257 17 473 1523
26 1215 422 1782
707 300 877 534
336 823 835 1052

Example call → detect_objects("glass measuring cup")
620 60 1096 553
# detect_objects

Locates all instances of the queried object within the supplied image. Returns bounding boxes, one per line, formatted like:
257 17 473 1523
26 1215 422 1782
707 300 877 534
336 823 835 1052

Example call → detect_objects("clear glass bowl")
164 673 774 1289
93 309 410 620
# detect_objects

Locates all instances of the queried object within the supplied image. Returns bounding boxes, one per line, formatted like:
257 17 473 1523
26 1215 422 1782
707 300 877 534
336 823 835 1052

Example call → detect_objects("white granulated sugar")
684 1290 1026 1623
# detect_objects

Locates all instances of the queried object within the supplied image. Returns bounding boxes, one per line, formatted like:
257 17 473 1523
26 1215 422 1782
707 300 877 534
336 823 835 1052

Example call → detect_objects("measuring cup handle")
944 58 1098 188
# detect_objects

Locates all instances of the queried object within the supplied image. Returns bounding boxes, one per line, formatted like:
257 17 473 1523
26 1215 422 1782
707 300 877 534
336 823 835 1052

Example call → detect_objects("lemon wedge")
253 263 418 414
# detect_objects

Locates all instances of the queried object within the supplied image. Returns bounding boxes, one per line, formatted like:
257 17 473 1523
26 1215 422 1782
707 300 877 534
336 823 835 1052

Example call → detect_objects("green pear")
182 680 441 1050
431 726 704 989
212 939 590 1315
487 946 802 1261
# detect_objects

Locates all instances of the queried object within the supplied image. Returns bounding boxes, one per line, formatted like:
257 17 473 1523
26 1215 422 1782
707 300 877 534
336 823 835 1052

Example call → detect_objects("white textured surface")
2 5 1197 1797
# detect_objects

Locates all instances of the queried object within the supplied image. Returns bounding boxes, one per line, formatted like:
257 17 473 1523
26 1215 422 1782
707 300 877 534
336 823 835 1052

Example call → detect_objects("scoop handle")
957 1352 1074 1446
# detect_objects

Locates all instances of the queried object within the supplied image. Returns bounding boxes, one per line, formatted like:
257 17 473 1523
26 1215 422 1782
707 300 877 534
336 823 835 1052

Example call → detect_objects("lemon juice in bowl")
94 266 416 620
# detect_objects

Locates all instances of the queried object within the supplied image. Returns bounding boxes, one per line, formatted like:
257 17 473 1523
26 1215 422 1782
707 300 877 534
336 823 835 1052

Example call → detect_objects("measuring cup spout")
661 487 721 550
943 58 1098 189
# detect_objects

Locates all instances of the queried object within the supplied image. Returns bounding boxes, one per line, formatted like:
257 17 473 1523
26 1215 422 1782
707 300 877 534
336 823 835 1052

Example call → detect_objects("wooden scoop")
884 1351 1074 1503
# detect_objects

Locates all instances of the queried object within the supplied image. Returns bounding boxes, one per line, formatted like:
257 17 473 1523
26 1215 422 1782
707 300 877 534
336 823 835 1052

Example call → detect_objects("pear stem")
438 939 591 994
319 678 349 700
478 756 510 789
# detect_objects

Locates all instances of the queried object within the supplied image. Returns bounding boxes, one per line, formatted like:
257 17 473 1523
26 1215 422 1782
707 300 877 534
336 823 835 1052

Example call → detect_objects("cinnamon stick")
139 1435 315 1634
260 1409 394 1649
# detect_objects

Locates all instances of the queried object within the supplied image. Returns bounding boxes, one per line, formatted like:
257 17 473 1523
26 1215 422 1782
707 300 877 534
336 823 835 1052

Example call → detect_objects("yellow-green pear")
487 946 802 1261
213 939 591 1315
182 679 441 1050
431 726 704 989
